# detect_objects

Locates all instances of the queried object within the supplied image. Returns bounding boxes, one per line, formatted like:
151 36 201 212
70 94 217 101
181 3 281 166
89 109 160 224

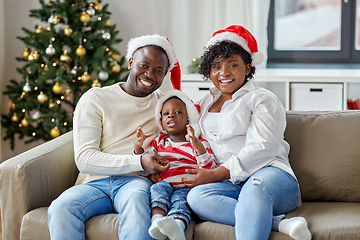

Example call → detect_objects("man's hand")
141 152 170 175
149 174 162 184
182 166 230 188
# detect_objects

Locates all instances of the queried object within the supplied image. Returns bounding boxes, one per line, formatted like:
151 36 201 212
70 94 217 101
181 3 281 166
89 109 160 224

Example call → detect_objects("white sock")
148 214 167 240
157 216 186 240
278 217 311 240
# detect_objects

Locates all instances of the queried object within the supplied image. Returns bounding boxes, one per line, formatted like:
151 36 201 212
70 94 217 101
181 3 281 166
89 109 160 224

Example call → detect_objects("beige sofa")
1 111 360 240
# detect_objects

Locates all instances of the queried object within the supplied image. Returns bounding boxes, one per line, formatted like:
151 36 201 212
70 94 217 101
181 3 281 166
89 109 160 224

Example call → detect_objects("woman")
183 25 311 240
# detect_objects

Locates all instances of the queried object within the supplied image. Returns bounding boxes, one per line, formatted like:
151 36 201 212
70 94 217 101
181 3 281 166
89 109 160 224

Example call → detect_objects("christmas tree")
1 0 128 150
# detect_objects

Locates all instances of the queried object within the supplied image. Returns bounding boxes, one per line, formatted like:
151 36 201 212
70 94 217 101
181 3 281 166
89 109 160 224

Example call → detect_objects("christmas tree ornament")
11 113 19 122
52 82 63 94
53 15 60 25
60 50 70 62
11 103 16 110
87 6 96 16
37 91 48 104
65 87 72 96
46 24 52 31
35 26 44 33
81 72 91 83
50 126 60 138
32 110 41 120
64 25 73 36
21 117 29 127
93 2 103 11
111 62 121 73
80 12 90 23
71 66 78 75
28 50 39 61
45 43 56 56
23 81 31 92
92 79 102 88
44 64 49 71
47 1 52 6
105 19 111 26
22 48 30 59
102 32 111 40
48 99 56 108
48 15 54 24
112 53 120 61
98 71 109 81
76 45 86 57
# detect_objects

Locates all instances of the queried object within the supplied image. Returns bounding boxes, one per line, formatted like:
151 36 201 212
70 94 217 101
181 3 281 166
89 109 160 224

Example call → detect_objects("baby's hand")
134 125 153 154
186 125 206 155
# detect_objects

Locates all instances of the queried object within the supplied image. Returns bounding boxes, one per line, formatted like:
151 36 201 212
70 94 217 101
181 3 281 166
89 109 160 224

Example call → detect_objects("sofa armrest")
0 131 79 240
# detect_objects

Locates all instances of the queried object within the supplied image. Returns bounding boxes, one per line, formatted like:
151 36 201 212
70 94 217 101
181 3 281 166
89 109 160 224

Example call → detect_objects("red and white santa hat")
155 90 200 138
205 25 265 66
126 34 181 90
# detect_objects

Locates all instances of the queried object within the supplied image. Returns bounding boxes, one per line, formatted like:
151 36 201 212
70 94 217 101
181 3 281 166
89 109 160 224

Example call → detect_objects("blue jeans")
48 176 153 240
151 181 191 228
187 166 300 240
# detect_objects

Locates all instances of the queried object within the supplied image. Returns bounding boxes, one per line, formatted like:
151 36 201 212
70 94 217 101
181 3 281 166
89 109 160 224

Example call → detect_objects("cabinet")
181 68 360 110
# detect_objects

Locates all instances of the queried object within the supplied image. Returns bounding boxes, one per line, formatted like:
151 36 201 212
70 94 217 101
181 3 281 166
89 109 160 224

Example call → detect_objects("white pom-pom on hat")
155 90 200 138
205 25 265 66
126 34 181 90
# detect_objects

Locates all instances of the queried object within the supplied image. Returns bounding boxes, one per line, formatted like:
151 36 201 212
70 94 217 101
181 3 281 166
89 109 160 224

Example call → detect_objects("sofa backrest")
284 111 360 202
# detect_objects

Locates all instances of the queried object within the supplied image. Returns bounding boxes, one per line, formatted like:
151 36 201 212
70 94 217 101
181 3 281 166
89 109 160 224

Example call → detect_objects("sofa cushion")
284 111 360 202
286 202 360 240
20 207 195 240
193 222 291 240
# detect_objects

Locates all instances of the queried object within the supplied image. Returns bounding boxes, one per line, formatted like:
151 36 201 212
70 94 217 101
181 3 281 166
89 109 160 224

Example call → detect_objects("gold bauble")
75 45 86 57
91 80 102 88
28 52 34 62
81 72 91 83
35 26 44 33
52 82 63 94
11 103 16 110
105 19 111 26
21 117 29 127
65 87 72 95
60 50 70 62
22 48 30 59
112 53 120 61
48 99 56 108
80 12 90 23
50 126 60 138
38 91 48 104
53 15 60 25
32 51 39 61
93 2 103 11
111 63 121 73
64 25 73 36
46 24 52 31
11 113 19 122
44 64 49 71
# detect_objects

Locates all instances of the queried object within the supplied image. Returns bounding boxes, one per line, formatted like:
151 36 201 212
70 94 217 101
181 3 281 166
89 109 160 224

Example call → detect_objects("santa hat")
205 25 265 66
126 34 181 90
155 90 200 138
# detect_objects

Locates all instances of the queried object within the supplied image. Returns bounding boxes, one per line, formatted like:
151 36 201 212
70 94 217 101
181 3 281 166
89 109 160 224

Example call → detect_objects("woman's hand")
182 166 230 188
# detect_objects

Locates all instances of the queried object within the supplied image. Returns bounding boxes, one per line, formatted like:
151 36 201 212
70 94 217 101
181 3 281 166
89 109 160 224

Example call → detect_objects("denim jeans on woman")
151 180 191 228
48 176 153 240
187 166 300 240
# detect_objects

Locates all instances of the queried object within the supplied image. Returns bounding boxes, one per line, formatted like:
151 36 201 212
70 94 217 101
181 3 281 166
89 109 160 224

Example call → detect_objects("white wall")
0 0 173 162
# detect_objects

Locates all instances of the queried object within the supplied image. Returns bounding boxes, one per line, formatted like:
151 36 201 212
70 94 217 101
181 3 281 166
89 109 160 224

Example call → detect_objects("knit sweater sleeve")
73 89 143 176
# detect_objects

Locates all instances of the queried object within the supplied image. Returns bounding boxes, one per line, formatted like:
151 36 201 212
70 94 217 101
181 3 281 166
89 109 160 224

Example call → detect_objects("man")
48 34 181 240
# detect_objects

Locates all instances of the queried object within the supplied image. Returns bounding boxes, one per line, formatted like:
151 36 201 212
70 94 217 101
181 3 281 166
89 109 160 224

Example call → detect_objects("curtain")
152 0 271 71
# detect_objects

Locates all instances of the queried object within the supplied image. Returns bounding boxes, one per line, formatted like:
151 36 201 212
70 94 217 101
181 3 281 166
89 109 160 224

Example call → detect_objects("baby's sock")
157 216 186 240
148 214 167 240
278 217 311 240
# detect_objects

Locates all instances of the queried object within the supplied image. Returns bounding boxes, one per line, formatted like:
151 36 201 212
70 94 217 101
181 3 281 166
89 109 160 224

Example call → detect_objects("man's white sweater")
73 83 162 184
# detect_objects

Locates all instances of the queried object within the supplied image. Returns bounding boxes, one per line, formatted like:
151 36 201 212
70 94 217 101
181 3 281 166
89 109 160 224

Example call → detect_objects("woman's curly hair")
199 40 256 81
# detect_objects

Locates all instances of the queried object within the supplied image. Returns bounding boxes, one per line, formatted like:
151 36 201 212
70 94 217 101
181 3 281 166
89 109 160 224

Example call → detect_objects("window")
267 0 360 65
